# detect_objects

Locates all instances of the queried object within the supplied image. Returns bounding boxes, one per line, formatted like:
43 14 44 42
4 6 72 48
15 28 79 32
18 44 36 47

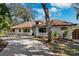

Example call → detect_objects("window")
23 29 27 32
19 29 21 32
36 22 39 24
12 29 15 32
39 27 46 33
28 29 30 32
23 29 30 32
61 27 68 30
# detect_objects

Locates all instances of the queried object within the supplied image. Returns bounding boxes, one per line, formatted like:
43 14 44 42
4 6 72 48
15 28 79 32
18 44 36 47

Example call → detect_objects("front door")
72 29 79 39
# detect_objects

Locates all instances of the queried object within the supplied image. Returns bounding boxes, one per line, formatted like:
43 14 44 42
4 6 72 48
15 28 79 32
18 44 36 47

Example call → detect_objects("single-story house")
10 20 77 39
10 21 35 35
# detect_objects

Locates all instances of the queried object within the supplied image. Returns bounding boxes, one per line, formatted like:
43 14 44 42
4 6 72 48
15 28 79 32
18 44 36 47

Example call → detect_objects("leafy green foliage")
53 30 60 38
63 30 69 38
7 4 34 25
0 4 11 34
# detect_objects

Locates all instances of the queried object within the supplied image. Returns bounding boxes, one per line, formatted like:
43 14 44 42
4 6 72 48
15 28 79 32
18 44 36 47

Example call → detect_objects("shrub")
62 30 69 39
52 30 60 40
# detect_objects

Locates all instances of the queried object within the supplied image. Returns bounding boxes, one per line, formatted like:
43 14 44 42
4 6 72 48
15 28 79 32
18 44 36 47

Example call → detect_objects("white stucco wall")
35 26 72 39
10 28 33 35
52 26 72 39
10 26 73 39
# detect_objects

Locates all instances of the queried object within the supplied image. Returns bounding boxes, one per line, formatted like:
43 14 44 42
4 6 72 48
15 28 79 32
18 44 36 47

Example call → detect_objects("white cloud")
33 7 61 19
50 7 58 12
49 7 59 17
33 8 44 20
51 3 72 8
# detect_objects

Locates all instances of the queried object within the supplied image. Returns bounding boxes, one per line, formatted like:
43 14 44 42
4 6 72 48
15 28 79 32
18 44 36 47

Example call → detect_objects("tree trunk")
42 3 52 42
46 19 52 42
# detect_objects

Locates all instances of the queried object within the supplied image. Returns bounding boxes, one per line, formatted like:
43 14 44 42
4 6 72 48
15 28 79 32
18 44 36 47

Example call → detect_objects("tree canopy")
0 3 35 34
0 4 11 33
6 3 34 25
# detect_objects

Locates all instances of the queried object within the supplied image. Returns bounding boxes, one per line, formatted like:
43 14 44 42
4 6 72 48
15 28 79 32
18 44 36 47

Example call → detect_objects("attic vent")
36 22 39 24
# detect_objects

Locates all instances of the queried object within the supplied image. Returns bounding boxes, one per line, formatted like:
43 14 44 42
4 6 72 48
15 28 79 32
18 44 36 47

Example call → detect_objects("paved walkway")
0 36 55 56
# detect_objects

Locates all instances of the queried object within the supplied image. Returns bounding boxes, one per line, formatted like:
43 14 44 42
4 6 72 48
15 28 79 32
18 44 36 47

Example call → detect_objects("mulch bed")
0 39 8 52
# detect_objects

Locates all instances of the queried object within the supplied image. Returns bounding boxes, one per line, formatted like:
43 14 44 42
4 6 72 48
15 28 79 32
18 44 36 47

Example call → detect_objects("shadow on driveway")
0 39 55 56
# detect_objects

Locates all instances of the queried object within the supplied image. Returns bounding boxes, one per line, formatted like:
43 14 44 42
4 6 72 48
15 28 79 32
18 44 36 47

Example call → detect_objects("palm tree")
42 3 52 42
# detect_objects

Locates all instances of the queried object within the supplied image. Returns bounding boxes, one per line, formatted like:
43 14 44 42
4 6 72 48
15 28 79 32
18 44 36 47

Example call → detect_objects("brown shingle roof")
12 20 73 29
34 20 73 27
50 20 72 26
12 22 35 29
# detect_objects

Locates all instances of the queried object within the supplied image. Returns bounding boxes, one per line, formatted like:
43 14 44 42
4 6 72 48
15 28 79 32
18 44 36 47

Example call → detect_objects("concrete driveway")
0 36 55 56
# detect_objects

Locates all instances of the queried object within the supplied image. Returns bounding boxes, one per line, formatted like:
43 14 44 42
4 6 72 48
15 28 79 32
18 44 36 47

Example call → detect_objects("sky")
21 3 79 24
